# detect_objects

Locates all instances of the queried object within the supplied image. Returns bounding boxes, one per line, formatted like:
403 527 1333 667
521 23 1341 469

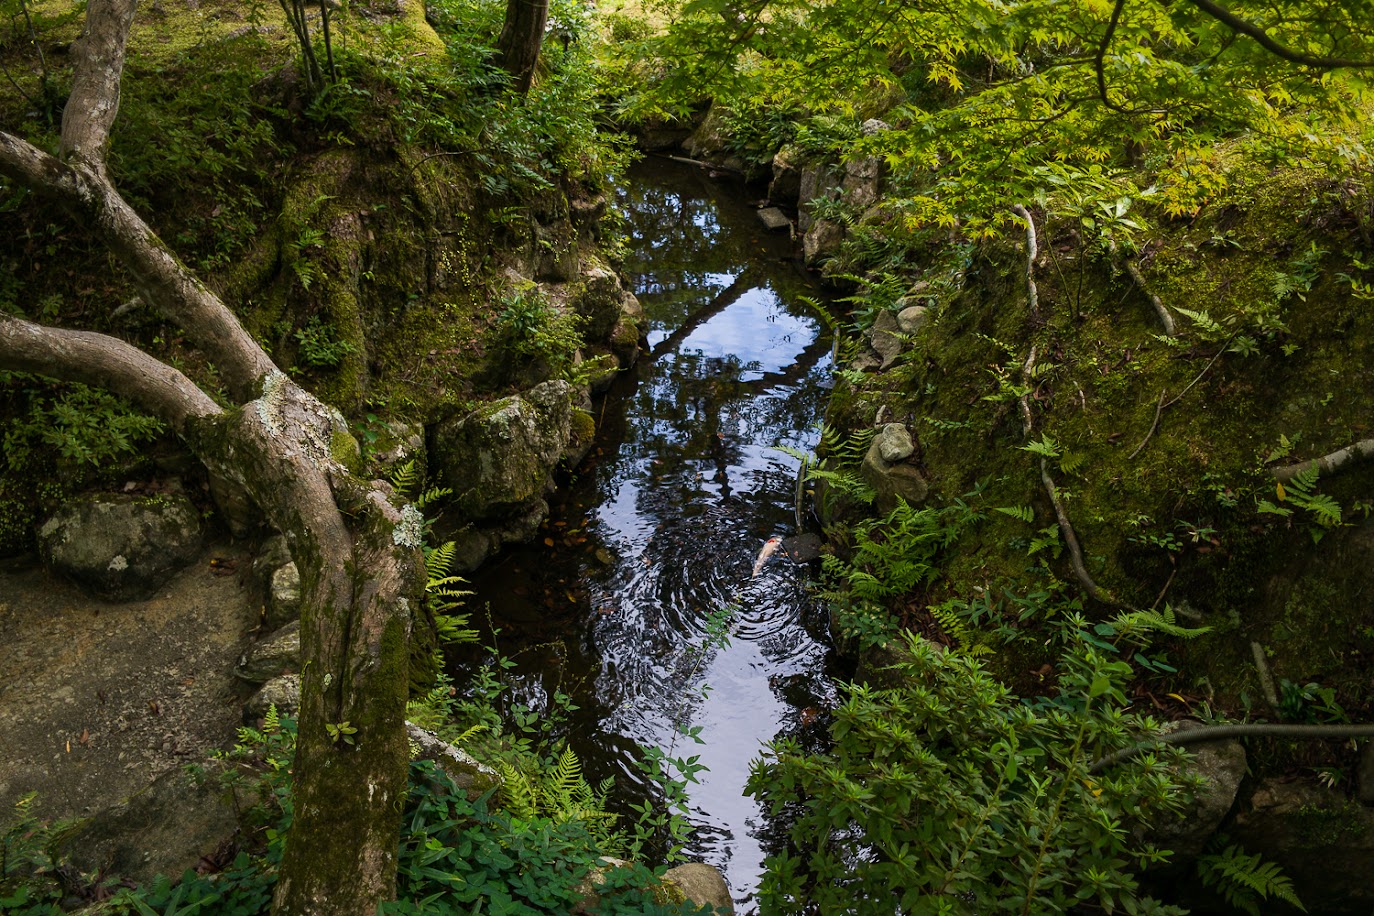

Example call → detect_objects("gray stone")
1151 722 1246 858
868 309 905 369
245 674 301 723
234 622 300 684
252 534 292 595
407 723 502 800
267 562 302 630
897 305 929 335
862 432 929 513
206 473 261 537
572 259 626 340
533 220 579 282
611 290 645 366
431 380 574 521
59 767 239 887
803 218 845 266
875 423 915 463
757 207 791 231
797 163 843 233
861 118 891 135
367 420 425 480
38 493 204 602
769 145 802 205
496 499 549 546
663 863 733 913
1359 741 1374 805
683 105 730 160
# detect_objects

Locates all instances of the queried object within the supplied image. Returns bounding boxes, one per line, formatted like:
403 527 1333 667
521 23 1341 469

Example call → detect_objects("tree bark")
0 1 422 911
496 0 548 94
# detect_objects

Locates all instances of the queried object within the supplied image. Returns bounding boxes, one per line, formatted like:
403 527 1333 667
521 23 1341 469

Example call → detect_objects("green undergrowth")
2 691 717 916
816 147 1374 723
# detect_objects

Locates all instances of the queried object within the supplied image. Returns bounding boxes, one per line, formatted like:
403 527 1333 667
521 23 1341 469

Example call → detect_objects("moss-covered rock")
431 380 574 522
37 493 204 602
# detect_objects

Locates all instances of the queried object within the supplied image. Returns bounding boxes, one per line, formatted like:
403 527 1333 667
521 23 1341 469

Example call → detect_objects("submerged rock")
60 768 238 888
1230 778 1374 913
37 493 203 602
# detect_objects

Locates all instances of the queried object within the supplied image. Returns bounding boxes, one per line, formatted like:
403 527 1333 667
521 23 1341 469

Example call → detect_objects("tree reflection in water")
461 160 846 912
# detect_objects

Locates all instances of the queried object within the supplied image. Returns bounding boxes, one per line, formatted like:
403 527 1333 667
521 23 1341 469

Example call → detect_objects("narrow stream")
461 160 844 910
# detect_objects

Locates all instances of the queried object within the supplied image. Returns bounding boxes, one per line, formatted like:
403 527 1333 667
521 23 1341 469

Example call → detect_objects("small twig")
1250 640 1281 712
1126 389 1166 460
1128 332 1237 459
1012 222 1122 610
1150 562 1177 610
655 153 745 175
1089 722 1374 773
407 149 479 175
1040 457 1126 608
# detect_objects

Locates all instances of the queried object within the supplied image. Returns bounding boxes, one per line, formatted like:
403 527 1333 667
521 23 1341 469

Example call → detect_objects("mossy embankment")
0 0 630 555
814 152 1374 722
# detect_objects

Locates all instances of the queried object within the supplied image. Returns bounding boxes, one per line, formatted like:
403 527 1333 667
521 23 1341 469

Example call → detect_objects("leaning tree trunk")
495 0 548 94
0 1 423 912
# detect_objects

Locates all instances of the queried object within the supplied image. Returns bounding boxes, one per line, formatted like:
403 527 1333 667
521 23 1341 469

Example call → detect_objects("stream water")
461 159 845 911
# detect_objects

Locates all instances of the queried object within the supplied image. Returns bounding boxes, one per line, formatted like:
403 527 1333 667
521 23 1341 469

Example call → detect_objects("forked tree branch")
59 0 138 172
0 314 222 430
0 130 277 400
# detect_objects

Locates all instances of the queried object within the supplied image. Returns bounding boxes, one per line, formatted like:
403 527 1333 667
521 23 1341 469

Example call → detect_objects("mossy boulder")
431 380 574 522
37 493 203 602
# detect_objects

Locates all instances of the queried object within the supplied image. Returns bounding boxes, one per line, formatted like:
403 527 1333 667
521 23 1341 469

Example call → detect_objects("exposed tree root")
1011 204 1039 319
1273 437 1374 482
1090 722 1374 773
1108 240 1176 336
1014 205 1122 608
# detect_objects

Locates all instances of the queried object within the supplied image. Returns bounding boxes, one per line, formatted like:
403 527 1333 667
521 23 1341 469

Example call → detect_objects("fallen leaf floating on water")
752 536 784 578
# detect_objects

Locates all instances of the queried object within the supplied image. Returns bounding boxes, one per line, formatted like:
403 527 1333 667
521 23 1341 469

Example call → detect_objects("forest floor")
0 544 257 829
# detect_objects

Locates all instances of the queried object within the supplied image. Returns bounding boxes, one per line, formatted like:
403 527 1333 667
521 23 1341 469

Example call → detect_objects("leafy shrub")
2 373 164 471
747 619 1199 914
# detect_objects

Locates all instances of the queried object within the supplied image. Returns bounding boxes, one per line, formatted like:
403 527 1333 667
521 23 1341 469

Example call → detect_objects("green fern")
1198 839 1305 915
929 601 993 657
388 458 422 497
1108 605 1211 647
994 505 1035 523
498 763 539 820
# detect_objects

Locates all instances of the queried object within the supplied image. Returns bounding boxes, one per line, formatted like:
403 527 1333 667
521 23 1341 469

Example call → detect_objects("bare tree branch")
0 130 277 399
0 314 222 430
1186 0 1374 69
1273 438 1374 482
60 0 138 172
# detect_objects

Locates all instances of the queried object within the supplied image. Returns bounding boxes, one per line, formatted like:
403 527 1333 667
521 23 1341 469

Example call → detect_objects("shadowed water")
460 159 844 911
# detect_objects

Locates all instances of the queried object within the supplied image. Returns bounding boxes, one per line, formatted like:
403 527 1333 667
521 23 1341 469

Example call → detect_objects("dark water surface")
460 159 843 910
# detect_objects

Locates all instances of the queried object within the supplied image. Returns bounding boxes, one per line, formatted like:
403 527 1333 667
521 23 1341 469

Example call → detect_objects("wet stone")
757 207 791 231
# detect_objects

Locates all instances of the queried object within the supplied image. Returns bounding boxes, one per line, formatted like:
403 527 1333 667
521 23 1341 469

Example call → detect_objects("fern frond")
1198 841 1305 914
499 763 538 820
425 541 457 580
389 459 421 498
416 485 452 510
994 505 1035 523
1109 606 1211 647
